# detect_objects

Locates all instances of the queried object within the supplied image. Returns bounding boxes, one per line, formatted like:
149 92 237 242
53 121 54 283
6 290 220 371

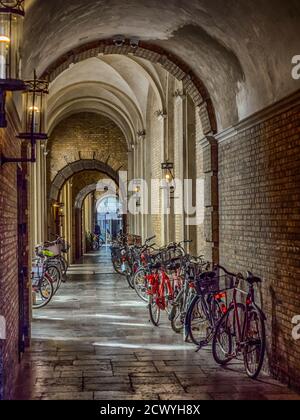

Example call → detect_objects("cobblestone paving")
15 249 300 400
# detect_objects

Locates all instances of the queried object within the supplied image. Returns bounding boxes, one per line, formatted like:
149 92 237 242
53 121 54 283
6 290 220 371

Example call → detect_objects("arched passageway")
0 0 299 401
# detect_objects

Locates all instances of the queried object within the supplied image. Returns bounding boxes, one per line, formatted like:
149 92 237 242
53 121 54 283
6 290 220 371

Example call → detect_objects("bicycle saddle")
246 271 262 284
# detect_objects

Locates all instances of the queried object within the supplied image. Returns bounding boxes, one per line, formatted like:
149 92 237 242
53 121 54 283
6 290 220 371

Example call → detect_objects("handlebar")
146 235 156 243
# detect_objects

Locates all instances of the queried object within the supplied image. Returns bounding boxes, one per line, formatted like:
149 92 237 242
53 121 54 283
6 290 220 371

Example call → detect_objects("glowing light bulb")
0 35 10 79
28 106 40 132
165 173 171 182
29 106 40 113
0 36 10 43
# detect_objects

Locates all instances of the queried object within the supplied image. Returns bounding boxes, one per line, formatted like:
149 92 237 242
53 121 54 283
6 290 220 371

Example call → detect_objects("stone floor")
15 248 300 400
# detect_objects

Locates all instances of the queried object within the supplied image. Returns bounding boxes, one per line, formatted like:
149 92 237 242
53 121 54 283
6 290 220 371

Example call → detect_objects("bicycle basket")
61 240 70 253
195 271 219 295
43 243 61 257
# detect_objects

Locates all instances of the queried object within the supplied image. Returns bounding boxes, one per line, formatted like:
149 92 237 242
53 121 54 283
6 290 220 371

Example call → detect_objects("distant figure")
94 224 101 235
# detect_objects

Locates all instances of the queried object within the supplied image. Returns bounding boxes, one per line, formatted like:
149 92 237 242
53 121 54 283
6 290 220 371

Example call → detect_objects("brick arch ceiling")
75 182 118 210
47 81 143 146
24 0 300 130
74 184 97 209
49 160 121 202
42 42 217 138
45 51 208 145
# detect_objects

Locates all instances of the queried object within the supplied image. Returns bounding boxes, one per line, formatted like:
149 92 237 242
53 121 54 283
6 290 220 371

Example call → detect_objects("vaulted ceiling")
24 0 300 130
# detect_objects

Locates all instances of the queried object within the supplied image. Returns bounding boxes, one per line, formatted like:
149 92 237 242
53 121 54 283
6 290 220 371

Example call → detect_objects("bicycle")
31 259 54 309
169 255 206 334
212 266 266 379
92 234 104 251
185 267 228 347
147 249 180 327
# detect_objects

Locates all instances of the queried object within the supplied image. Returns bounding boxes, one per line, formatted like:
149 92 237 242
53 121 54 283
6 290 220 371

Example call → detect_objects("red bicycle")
148 261 176 326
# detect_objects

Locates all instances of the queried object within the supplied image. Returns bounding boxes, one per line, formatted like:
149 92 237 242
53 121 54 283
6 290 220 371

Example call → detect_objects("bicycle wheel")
113 259 123 275
185 295 212 346
32 276 54 309
126 273 134 289
45 264 62 294
212 303 245 365
149 295 160 327
243 308 266 379
170 289 184 333
133 269 148 302
92 241 99 251
59 256 69 277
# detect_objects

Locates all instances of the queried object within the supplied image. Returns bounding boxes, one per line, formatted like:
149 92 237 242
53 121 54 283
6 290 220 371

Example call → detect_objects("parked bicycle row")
111 234 266 379
31 235 70 309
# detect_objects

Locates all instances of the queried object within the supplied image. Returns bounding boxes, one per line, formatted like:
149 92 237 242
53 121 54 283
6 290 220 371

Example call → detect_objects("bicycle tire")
45 264 62 294
243 308 266 379
32 276 54 309
170 289 184 333
133 269 148 302
212 303 245 365
60 256 68 276
113 259 124 275
126 273 135 289
149 295 160 327
185 295 212 346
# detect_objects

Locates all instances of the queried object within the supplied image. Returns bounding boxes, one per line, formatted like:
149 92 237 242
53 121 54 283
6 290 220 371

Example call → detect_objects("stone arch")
74 184 97 210
49 159 121 202
41 39 217 136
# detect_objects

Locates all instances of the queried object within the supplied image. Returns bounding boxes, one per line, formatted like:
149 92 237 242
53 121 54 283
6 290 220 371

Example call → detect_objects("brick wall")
47 112 128 185
147 88 164 246
0 120 21 400
219 98 300 388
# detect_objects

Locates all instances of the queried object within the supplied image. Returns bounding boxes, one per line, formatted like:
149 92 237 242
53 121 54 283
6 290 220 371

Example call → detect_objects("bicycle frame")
229 283 259 351
147 269 174 311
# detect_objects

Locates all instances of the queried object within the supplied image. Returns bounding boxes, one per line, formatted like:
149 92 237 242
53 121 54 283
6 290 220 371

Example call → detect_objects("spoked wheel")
32 276 54 309
133 269 148 302
59 256 68 282
212 303 245 365
45 264 62 294
113 259 123 275
170 290 184 333
243 308 266 379
149 295 160 327
185 296 212 347
125 269 134 289
92 241 99 251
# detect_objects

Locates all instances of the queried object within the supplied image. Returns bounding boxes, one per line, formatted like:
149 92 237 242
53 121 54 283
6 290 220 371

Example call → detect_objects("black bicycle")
212 266 266 379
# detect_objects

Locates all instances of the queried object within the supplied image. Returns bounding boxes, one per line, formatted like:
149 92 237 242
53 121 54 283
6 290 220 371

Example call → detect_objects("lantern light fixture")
18 70 49 141
162 161 176 195
161 161 175 182
0 70 49 166
0 0 26 127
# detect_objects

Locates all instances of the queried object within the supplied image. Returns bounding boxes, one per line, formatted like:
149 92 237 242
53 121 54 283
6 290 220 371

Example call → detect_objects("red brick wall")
0 121 21 400
219 99 300 388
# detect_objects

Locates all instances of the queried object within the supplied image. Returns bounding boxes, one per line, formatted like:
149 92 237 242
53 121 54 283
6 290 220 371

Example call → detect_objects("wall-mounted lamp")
113 35 125 47
162 161 174 182
162 161 175 194
174 89 186 102
130 37 139 49
137 130 146 141
0 0 26 127
18 70 49 141
155 110 167 121
1 70 49 166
